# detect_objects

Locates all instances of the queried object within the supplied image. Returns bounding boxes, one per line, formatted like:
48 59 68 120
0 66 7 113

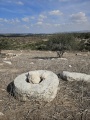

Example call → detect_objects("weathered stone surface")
28 71 41 84
14 70 59 102
61 71 90 82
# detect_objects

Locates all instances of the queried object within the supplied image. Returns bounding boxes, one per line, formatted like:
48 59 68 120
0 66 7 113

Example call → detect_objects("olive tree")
46 33 77 57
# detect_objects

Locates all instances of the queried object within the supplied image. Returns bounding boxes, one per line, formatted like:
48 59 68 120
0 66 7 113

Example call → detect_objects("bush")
45 34 79 51
79 39 90 51
0 33 90 52
0 39 13 53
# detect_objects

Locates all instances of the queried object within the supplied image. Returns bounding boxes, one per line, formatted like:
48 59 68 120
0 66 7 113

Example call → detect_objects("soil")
0 50 90 120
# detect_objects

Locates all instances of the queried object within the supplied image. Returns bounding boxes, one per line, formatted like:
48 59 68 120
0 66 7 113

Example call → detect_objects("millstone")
13 70 59 102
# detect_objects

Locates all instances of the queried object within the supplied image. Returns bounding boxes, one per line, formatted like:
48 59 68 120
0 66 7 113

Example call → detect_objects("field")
0 50 90 120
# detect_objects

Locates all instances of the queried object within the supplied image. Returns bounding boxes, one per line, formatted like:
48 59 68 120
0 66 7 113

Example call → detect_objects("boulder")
61 71 90 82
13 70 59 102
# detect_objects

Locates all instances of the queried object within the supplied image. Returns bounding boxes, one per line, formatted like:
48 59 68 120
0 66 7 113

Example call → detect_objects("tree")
46 33 77 51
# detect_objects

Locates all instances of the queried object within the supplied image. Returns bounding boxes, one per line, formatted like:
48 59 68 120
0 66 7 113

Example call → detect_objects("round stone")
13 70 59 102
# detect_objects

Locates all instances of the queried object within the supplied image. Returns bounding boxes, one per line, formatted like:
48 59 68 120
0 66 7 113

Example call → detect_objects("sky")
0 0 90 33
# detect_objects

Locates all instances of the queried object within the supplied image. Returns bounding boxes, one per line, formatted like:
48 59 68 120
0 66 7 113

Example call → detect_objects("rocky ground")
0 50 90 120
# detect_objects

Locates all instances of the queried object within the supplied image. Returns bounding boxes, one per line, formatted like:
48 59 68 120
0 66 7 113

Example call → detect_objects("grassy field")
0 50 90 120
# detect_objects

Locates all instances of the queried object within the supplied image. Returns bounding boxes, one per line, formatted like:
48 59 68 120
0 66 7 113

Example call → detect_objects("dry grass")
0 50 90 120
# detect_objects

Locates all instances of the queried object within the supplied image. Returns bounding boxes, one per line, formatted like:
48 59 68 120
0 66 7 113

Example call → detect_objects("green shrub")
0 39 12 51
44 34 79 51
0 33 90 51
79 39 90 51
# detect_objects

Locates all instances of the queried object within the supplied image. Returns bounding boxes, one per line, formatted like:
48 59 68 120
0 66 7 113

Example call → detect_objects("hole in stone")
39 76 44 83
26 73 30 83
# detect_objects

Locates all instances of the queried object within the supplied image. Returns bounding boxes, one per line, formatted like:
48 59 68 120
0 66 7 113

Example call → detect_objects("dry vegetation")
0 50 90 120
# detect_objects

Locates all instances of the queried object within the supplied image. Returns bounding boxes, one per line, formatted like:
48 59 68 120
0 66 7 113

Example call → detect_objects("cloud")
23 25 30 29
10 18 20 24
49 10 63 16
70 12 87 23
2 0 24 5
0 18 20 24
16 1 24 5
36 21 43 25
54 24 61 27
38 14 47 21
22 17 30 22
45 23 52 27
0 0 90 33
0 18 10 23
31 16 35 19
34 21 61 28
8 1 24 5
0 18 3 22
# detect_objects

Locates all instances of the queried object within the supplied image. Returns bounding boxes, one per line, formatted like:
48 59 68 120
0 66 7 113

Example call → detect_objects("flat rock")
61 71 90 82
3 61 12 65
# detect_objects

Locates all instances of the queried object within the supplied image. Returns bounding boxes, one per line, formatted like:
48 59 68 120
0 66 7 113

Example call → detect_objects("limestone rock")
3 61 12 65
28 71 41 84
0 112 4 116
61 71 90 82
13 70 59 102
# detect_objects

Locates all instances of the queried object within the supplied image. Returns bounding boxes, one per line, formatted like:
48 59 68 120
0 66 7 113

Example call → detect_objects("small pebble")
1 89 6 91
69 65 72 68
0 112 4 116
30 62 34 64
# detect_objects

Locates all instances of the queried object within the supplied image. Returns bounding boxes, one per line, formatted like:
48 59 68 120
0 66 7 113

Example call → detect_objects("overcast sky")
0 0 90 33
